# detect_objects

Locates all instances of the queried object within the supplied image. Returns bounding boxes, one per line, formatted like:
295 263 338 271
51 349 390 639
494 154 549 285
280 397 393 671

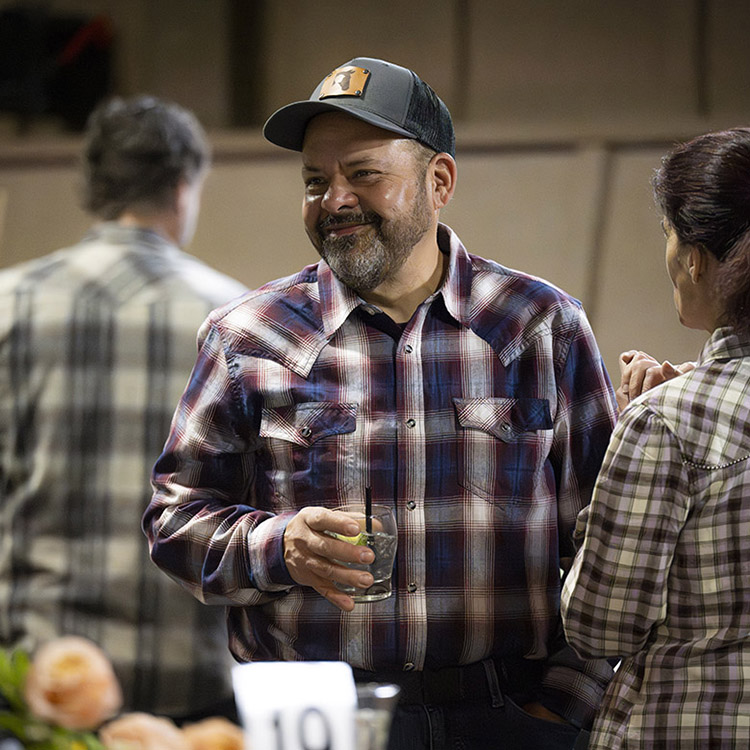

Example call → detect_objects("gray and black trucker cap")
262 57 455 157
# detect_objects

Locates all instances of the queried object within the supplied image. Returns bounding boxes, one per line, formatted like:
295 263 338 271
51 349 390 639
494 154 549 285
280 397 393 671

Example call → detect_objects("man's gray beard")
320 230 405 293
318 195 431 293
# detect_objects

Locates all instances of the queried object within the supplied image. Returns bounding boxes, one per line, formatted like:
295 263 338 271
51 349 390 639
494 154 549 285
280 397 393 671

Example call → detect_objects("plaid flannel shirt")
145 223 617 727
0 224 247 717
562 327 750 748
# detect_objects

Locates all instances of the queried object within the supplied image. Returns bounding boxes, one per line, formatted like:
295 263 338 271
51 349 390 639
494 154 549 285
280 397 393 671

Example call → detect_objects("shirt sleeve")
142 321 295 607
538 310 619 728
560 400 692 659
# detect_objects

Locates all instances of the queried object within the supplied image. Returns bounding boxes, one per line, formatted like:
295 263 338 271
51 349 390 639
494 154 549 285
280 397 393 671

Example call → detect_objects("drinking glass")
329 503 397 603
355 683 401 750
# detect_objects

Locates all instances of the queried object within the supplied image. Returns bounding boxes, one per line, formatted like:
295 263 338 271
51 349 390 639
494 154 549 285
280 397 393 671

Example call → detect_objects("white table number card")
232 661 358 750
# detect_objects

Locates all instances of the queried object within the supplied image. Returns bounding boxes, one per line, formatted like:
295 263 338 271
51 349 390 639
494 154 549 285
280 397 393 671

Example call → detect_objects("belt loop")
481 659 504 708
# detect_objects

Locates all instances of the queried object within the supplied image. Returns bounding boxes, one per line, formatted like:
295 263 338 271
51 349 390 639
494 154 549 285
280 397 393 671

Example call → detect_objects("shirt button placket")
397 325 426 675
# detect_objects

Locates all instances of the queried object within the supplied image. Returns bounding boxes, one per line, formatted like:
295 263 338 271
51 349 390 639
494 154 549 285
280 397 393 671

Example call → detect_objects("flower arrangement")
0 636 245 750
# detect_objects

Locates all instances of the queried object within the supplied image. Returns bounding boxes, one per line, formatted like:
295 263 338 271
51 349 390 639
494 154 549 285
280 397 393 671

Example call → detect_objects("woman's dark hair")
81 95 210 220
653 128 750 333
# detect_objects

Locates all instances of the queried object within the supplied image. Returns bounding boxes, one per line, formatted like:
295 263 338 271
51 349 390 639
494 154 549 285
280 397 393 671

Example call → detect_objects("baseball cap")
262 57 455 157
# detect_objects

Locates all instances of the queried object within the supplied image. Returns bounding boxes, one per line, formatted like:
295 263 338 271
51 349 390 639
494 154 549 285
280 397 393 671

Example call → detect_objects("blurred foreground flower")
0 638 244 750
99 712 187 750
182 717 244 750
25 636 122 731
0 636 114 748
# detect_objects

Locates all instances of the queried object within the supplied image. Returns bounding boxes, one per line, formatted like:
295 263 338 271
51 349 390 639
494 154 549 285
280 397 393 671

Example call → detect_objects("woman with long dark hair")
561 128 750 748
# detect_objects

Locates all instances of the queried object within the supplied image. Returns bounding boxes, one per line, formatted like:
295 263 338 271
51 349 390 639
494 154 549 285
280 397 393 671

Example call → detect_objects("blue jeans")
387 697 586 750
353 659 589 750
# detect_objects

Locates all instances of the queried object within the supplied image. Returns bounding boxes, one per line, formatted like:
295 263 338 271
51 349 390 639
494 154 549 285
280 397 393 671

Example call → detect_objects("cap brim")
262 100 416 151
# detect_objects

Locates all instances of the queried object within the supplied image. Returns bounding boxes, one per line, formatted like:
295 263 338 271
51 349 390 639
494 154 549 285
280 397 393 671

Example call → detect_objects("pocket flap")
453 397 551 442
260 401 357 447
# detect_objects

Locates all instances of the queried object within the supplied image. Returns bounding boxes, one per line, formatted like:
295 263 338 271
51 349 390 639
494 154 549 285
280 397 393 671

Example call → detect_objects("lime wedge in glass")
336 532 368 546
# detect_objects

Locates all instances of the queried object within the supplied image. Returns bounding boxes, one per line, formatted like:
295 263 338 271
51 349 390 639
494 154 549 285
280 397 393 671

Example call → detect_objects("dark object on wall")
0 4 114 133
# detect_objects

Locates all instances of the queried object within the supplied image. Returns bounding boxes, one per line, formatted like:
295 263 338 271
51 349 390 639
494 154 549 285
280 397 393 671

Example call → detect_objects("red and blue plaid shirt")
145 223 617 727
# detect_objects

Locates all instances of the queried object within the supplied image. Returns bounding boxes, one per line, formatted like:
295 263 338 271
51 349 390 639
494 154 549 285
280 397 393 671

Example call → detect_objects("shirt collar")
437 223 474 328
317 260 369 340
697 326 750 365
83 222 179 255
316 223 472 339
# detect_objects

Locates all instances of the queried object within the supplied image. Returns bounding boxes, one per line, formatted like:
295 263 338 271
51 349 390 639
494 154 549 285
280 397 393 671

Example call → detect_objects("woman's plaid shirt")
563 327 750 747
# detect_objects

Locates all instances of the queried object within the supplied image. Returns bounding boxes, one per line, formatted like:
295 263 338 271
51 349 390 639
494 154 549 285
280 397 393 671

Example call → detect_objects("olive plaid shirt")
145 223 617 727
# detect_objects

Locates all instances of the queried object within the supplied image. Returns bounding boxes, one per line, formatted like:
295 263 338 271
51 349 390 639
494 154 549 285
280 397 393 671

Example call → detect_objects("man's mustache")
318 211 381 232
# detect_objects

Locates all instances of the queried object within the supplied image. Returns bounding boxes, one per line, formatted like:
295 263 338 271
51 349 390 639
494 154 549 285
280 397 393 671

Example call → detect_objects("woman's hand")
616 350 694 411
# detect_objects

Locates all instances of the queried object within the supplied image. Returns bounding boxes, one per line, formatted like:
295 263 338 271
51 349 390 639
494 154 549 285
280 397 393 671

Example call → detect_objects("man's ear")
428 153 457 210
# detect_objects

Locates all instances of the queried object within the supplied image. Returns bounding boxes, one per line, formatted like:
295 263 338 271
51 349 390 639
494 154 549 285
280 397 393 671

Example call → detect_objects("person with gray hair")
0 95 247 722
144 58 618 749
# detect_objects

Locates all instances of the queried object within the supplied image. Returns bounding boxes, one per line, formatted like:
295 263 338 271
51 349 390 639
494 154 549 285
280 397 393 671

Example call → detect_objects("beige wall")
0 0 747 382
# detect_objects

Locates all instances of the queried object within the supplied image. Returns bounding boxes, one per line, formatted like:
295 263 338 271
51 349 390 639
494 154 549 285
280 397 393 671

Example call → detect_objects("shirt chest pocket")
453 397 553 503
259 401 357 504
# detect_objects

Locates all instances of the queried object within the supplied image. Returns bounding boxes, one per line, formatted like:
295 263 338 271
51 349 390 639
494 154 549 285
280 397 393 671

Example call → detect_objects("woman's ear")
428 153 457 210
687 244 709 284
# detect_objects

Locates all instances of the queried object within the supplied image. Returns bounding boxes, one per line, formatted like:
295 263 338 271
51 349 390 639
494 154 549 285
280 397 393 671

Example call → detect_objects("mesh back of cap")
404 74 455 156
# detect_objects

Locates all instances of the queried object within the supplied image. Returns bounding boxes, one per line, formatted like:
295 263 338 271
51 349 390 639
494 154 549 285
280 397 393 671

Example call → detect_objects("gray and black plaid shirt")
0 223 247 718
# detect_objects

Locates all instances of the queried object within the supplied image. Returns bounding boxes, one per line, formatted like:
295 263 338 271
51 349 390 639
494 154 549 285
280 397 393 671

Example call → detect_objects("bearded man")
143 57 617 750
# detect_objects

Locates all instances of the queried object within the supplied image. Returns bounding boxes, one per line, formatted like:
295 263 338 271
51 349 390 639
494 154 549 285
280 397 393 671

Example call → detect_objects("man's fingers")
300 506 360 537
317 584 356 612
308 565 373 613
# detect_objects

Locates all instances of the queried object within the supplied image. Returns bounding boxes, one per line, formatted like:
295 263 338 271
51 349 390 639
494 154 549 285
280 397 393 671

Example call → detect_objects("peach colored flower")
182 717 245 750
99 712 188 750
24 636 123 730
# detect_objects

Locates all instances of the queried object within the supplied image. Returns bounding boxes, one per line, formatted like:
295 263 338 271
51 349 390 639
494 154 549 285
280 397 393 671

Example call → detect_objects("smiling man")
144 57 618 750
301 112 449 322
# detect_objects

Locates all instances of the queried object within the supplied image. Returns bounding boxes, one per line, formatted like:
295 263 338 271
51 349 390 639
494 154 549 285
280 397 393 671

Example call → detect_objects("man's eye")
304 178 326 191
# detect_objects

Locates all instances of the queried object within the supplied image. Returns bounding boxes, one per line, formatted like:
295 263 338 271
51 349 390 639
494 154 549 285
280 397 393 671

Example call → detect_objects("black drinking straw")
365 486 373 534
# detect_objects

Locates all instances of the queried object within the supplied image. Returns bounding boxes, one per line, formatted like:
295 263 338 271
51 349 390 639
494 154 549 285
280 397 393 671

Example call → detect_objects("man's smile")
319 213 378 240
323 221 373 238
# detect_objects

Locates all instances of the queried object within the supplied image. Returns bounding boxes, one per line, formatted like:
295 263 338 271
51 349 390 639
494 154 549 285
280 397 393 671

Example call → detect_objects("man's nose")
321 178 358 213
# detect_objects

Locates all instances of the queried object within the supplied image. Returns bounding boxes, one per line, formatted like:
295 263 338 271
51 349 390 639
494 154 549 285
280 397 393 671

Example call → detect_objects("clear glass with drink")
355 682 401 750
328 503 397 603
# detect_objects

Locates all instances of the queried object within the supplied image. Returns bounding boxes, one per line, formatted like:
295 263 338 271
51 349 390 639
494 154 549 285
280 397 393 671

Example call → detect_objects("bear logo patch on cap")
319 65 370 99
